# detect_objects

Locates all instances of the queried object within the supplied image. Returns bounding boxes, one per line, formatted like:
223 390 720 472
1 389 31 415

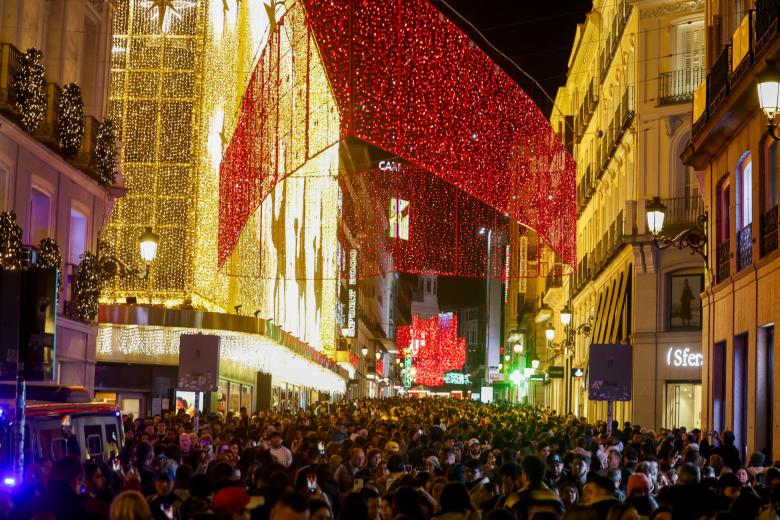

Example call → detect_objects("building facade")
545 0 706 429
0 0 116 392
683 0 780 460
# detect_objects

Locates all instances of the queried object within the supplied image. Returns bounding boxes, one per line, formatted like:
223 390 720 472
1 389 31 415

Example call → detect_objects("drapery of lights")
219 0 576 270
97 324 346 394
396 314 466 387
106 0 203 301
300 0 576 266
342 164 509 278
218 0 340 268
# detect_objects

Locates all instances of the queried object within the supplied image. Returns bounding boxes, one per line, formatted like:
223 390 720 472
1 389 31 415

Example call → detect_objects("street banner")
588 343 632 401
178 334 221 392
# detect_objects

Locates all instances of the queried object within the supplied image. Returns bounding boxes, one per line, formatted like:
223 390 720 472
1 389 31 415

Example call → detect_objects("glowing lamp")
560 307 572 327
2 476 14 487
531 359 540 370
645 197 666 237
375 351 382 360
504 354 510 362
757 66 780 120
513 343 523 353
139 227 159 263
361 345 369 357
545 324 555 341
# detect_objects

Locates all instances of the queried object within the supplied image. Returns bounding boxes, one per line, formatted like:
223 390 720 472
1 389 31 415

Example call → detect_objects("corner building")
98 0 574 415
545 0 706 429
683 0 780 461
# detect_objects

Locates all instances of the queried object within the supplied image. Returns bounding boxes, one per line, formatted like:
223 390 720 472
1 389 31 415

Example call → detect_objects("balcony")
689 2 780 152
588 211 625 278
594 87 635 182
654 196 706 237
736 224 753 271
0 42 105 185
575 80 599 143
716 240 731 283
599 0 632 83
658 68 704 105
761 205 778 256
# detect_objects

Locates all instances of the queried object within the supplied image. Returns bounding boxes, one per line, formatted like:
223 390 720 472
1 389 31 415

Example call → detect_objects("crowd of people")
6 398 780 520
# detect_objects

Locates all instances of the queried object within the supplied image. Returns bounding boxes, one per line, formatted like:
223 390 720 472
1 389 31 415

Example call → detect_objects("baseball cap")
468 438 480 447
385 440 400 453
212 487 264 516
548 453 563 464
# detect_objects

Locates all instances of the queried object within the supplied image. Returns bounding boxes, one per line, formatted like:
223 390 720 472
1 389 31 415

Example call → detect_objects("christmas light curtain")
396 314 467 387
219 0 576 272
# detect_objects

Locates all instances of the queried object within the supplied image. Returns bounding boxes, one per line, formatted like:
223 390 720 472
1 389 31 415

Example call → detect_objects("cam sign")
666 347 702 368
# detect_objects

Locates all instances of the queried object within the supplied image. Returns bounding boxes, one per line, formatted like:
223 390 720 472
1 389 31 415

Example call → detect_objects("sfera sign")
666 347 702 368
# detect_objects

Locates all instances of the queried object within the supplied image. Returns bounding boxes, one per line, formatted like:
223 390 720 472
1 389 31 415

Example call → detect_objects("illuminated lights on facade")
396 314 467 387
98 324 346 394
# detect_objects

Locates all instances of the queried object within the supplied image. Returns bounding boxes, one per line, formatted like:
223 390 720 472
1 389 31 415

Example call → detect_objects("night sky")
431 1 592 307
435 0 593 117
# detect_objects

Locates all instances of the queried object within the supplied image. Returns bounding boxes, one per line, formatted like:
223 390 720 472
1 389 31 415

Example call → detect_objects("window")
737 152 753 229
763 138 779 212
68 207 88 265
675 20 705 89
29 188 52 245
716 176 730 243
0 168 8 211
389 198 409 240
84 425 103 457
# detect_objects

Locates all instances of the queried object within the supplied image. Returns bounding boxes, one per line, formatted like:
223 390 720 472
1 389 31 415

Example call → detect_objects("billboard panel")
588 343 632 401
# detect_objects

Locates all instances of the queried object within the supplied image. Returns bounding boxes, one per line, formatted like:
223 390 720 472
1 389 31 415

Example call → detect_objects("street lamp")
97 226 159 281
757 66 780 140
513 343 523 354
504 354 510 363
531 358 540 369
544 324 556 341
375 351 382 360
560 307 572 327
361 345 368 357
645 196 707 262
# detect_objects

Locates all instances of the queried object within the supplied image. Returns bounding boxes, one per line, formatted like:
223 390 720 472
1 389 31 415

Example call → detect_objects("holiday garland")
12 48 47 133
57 83 85 155
37 237 63 298
72 250 100 322
0 211 23 270
95 118 118 186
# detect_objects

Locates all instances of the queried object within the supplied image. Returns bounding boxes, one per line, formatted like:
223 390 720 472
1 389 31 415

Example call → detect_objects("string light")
396 314 466 387
219 0 577 269
97 324 346 394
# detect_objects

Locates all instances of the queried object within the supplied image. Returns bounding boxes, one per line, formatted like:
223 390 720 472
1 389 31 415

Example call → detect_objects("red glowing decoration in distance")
219 0 576 270
396 314 467 387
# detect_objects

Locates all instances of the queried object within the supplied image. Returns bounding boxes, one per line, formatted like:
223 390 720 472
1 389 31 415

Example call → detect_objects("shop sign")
344 249 358 337
379 160 401 172
548 366 564 378
666 347 702 368
443 372 471 385
529 374 545 382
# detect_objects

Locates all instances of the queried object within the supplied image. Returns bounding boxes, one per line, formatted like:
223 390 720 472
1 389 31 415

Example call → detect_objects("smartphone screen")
307 474 318 493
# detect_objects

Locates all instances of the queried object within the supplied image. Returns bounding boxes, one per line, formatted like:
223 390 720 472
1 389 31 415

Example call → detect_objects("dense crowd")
6 399 780 520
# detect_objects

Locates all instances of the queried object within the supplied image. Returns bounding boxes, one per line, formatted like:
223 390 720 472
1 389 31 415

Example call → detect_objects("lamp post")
97 226 159 282
645 197 707 262
757 66 780 140
545 307 592 414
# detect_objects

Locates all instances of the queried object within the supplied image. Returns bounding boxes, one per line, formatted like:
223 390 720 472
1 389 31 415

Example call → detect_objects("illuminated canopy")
219 0 576 272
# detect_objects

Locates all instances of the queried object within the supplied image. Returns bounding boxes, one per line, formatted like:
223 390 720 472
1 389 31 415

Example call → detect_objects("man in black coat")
12 455 88 520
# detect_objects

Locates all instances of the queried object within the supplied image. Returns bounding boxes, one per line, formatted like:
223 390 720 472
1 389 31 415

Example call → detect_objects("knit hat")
425 456 441 470
627 472 652 497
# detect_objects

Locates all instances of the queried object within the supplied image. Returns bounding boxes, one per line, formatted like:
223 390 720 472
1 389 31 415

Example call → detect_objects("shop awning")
591 264 633 344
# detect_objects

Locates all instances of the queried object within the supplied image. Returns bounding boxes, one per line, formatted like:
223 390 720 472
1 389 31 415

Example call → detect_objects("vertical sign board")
178 335 221 392
588 343 632 401
344 249 358 337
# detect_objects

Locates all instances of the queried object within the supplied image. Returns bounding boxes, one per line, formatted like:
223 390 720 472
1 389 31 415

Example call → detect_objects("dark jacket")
12 480 88 520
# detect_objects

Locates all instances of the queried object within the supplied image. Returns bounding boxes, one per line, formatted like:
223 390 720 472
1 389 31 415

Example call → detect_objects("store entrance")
665 381 702 429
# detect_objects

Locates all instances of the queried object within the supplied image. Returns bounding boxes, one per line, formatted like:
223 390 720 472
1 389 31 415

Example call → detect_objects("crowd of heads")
6 398 780 520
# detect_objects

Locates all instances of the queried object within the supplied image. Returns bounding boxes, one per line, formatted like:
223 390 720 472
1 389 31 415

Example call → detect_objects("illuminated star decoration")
265 0 279 34
142 0 196 33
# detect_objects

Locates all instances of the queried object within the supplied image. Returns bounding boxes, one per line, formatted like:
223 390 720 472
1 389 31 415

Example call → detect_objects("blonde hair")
110 490 153 520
